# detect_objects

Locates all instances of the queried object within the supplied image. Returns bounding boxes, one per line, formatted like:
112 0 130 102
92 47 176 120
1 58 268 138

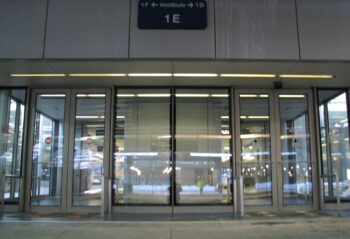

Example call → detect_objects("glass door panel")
72 93 106 206
318 90 350 202
239 94 272 206
113 89 171 205
0 89 26 204
278 94 313 205
30 93 66 206
175 89 232 205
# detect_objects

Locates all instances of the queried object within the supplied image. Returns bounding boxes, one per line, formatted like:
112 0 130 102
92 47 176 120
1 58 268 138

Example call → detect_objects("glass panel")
113 89 171 205
318 90 350 201
72 93 106 206
239 94 272 205
279 94 312 205
175 89 232 205
31 94 65 206
0 89 26 204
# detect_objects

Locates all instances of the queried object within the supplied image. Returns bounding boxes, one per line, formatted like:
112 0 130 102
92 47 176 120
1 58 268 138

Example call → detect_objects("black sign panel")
138 0 207 29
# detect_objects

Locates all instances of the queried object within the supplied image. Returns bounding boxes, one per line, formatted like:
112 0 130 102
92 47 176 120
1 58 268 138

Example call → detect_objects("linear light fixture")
240 94 269 98
220 74 277 78
248 116 270 119
175 94 210 97
173 73 218 77
279 95 305 98
39 94 66 97
10 74 66 77
278 74 334 79
77 94 106 98
117 94 136 97
76 116 105 119
69 73 126 77
211 94 229 98
137 94 171 97
221 116 229 119
117 116 125 119
128 73 172 77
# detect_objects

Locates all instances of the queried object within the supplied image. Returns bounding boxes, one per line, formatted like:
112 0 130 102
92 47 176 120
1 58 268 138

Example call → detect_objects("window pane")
319 91 350 201
114 89 171 205
239 94 272 205
0 89 26 204
72 94 106 206
31 94 64 206
175 89 232 205
279 95 312 205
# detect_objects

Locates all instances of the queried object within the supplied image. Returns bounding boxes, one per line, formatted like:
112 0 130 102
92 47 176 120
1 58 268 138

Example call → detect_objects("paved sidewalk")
1 212 350 239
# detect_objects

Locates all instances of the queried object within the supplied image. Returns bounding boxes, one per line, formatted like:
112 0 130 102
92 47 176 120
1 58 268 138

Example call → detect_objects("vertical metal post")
0 171 5 217
233 177 237 214
239 176 244 217
108 178 112 214
101 176 105 217
335 174 341 217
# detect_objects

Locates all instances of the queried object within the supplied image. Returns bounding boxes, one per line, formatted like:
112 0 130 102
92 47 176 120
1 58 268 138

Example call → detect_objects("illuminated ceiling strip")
279 95 305 98
117 94 136 97
278 74 334 79
137 94 171 97
128 73 172 77
211 94 229 98
220 74 277 78
240 94 269 98
39 94 66 97
69 73 126 77
174 73 218 77
10 74 66 77
76 116 105 119
77 94 106 98
175 94 210 97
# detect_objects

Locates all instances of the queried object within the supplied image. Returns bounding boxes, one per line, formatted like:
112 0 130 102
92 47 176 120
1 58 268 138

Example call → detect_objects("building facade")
1 0 350 214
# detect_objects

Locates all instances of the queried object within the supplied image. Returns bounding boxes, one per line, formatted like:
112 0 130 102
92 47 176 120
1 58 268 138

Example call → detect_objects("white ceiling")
1 60 350 88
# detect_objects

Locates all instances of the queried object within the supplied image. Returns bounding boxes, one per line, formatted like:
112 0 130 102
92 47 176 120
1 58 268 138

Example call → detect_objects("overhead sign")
138 0 207 29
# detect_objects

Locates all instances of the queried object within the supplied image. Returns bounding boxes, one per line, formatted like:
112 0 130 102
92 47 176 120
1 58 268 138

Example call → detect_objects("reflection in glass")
31 94 64 206
114 90 171 204
0 90 26 204
240 94 272 205
72 94 106 206
279 95 312 204
319 90 350 201
176 89 232 204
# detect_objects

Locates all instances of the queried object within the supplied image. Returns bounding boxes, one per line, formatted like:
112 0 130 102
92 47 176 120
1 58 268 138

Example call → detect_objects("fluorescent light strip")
240 94 269 98
174 73 218 77
137 94 171 97
10 74 66 77
279 95 305 98
175 94 210 97
117 116 125 119
211 94 229 98
39 94 66 97
76 116 105 119
128 73 172 77
69 73 126 77
77 94 106 98
117 94 136 97
221 116 229 119
220 74 276 78
278 74 334 79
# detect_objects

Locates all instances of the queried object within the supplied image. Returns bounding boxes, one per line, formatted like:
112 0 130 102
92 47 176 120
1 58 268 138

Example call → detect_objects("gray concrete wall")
1 0 350 60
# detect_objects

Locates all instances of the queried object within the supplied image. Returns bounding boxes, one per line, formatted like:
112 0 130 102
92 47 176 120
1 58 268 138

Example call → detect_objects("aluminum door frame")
234 89 278 212
66 88 112 213
24 89 71 212
273 89 319 211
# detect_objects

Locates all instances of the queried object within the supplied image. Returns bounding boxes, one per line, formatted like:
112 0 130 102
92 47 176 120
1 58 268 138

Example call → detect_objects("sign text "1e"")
165 14 181 24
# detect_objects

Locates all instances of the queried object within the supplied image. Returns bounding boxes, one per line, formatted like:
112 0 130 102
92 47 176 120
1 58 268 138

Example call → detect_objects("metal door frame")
233 89 318 212
24 88 112 213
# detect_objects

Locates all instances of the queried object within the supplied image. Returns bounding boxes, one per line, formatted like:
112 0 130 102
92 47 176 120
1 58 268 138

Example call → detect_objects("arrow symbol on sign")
188 2 194 8
151 2 158 8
